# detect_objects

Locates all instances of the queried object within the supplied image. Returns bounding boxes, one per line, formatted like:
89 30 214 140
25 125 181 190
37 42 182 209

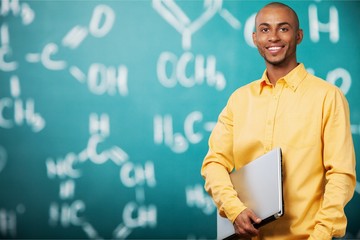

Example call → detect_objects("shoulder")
304 72 344 96
303 72 349 109
222 80 262 112
229 80 262 98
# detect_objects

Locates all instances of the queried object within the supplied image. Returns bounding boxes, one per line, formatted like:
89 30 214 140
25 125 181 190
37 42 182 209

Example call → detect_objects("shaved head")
255 2 300 30
252 1 304 75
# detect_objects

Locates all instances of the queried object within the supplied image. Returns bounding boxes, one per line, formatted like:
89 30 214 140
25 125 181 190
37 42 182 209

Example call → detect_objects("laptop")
217 147 284 240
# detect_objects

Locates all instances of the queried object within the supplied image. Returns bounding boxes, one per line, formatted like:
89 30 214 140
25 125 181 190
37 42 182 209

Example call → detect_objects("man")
201 2 356 239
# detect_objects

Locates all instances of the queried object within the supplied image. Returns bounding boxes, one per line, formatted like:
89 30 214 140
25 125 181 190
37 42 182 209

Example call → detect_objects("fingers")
248 210 262 225
233 209 261 238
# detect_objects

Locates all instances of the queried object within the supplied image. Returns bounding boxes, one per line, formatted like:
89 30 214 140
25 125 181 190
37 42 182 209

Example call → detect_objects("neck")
266 62 299 85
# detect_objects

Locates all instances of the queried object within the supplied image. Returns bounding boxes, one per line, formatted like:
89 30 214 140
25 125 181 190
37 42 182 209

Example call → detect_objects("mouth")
266 46 284 54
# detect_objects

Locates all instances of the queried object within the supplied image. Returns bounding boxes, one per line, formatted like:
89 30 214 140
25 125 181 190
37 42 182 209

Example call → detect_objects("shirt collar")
259 63 308 93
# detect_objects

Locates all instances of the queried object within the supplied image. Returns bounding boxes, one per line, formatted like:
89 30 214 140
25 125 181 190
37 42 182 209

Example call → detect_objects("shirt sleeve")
310 88 356 239
200 96 247 222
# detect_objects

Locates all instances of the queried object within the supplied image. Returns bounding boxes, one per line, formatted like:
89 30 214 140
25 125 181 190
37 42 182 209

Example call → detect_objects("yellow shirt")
201 64 356 240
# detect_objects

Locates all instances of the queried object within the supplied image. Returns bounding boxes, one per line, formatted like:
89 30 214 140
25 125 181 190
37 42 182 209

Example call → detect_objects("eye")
260 28 269 33
280 27 289 32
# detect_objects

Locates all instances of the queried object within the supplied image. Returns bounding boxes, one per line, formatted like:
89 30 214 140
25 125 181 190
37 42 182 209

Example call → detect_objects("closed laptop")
217 148 284 240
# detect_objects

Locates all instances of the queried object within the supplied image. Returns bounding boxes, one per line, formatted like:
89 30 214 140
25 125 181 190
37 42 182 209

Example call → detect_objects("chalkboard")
0 0 359 239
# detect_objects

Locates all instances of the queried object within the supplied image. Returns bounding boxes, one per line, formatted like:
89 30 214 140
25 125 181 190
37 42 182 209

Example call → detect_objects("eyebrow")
258 22 293 28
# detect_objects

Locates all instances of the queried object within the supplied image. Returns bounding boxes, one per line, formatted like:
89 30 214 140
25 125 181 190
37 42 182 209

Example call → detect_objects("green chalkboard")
0 0 359 239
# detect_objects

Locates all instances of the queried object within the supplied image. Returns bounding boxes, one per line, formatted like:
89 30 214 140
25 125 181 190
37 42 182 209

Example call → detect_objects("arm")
201 100 245 222
309 89 356 240
200 98 261 238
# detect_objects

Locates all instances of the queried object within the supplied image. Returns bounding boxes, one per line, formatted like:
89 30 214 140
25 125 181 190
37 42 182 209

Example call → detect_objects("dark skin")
252 3 303 85
233 3 303 238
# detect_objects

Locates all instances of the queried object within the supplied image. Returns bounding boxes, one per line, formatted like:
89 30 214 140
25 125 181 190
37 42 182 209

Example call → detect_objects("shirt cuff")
308 225 332 240
224 199 247 223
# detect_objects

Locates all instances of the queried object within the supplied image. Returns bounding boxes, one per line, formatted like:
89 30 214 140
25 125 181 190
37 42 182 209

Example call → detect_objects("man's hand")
233 208 261 238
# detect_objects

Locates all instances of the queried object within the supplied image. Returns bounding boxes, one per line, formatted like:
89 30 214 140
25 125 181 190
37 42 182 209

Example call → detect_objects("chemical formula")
0 0 359 239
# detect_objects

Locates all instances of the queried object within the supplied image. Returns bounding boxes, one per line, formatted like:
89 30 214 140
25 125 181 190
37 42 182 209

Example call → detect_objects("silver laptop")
217 148 284 240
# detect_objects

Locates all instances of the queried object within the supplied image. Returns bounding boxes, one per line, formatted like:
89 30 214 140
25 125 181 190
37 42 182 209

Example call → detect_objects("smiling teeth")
268 47 281 50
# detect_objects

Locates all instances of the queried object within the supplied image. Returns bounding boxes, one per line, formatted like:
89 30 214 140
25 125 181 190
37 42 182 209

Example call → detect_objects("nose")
268 30 280 42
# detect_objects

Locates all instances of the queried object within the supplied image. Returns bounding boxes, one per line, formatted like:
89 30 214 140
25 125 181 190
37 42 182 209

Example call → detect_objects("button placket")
264 83 284 152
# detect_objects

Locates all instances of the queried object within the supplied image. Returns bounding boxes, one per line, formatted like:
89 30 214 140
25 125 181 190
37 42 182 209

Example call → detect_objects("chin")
265 57 286 66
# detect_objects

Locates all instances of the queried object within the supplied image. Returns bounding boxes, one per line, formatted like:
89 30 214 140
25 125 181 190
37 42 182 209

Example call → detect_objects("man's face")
252 6 303 67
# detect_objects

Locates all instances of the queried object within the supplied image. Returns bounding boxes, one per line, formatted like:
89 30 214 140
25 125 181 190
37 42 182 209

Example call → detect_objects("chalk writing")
0 1 359 239
0 76 45 132
45 113 157 238
152 0 240 50
186 184 216 215
309 4 339 43
154 111 215 153
157 51 226 90
0 205 25 238
0 145 6 173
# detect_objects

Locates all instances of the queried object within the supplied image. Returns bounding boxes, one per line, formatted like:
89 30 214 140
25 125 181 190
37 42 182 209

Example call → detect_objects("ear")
296 29 304 44
252 32 257 46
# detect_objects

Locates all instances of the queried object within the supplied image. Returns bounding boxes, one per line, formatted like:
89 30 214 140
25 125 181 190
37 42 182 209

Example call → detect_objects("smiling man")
253 2 302 84
201 2 356 239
